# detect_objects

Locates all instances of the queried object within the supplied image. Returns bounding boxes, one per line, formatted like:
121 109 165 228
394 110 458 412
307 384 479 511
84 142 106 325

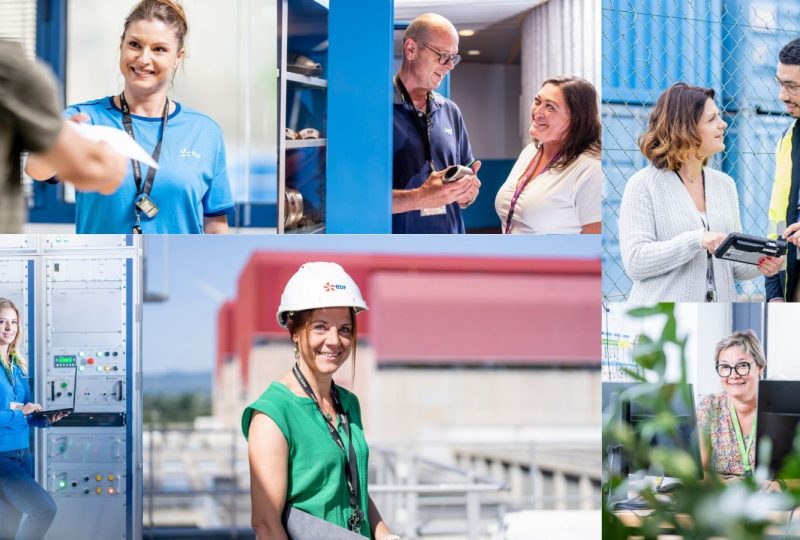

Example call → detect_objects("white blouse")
494 144 602 234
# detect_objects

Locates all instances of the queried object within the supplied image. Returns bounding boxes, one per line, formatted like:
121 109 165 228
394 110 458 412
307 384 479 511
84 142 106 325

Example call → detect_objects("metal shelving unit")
277 0 328 233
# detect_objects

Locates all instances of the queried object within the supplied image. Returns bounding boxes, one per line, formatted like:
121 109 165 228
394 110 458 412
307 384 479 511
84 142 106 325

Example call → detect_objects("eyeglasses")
775 77 800 96
715 361 752 377
421 42 461 67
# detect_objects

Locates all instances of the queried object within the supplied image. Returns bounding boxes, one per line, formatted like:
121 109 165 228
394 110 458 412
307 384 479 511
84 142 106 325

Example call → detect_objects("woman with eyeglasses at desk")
696 331 765 481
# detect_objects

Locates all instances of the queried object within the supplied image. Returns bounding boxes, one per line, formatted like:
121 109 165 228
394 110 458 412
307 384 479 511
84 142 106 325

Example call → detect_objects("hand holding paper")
67 121 159 170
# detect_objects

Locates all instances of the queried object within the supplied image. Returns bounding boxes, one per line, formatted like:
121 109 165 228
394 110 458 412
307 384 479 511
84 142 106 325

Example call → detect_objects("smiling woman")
494 76 602 235
24 0 234 234
617 82 783 302
696 330 767 481
242 262 400 540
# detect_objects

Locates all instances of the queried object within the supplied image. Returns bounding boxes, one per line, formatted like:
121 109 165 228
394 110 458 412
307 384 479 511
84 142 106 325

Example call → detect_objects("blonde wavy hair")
638 82 716 171
0 298 26 375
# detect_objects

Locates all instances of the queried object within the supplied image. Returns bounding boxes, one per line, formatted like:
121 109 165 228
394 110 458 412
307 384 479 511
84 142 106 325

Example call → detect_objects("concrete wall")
223 338 600 445
521 0 601 148
766 303 800 380
450 63 523 160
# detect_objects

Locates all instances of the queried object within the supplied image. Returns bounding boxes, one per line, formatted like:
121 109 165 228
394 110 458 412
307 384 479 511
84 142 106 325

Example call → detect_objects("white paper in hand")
67 122 159 170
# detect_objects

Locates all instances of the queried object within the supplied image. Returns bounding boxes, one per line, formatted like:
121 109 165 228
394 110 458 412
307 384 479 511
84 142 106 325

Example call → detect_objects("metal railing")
142 428 599 539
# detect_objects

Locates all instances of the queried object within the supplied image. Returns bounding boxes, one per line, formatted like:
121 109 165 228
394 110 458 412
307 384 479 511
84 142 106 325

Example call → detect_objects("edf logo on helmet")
276 262 368 328
323 282 347 292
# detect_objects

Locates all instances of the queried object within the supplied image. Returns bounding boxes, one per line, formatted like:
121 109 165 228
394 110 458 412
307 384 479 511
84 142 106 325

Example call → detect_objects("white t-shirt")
494 144 602 234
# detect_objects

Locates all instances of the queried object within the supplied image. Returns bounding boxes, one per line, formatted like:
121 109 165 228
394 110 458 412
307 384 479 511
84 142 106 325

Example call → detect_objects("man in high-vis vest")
767 38 800 302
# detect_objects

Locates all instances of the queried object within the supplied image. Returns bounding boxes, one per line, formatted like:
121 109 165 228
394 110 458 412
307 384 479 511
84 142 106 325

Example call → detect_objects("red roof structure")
218 252 600 384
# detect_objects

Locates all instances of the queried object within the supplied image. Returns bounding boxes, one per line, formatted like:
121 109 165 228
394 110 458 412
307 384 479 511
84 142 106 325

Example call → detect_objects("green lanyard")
729 399 757 476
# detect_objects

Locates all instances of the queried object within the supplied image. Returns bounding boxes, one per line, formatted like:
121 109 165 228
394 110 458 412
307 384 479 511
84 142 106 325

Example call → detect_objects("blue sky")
142 235 601 375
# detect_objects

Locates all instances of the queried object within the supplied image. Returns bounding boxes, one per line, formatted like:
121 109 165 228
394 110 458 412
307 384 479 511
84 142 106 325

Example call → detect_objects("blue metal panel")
721 0 800 114
327 1 393 233
721 111 789 237
602 0 723 106
31 1 73 224
602 104 652 300
461 159 514 232
35 0 66 93
125 258 133 539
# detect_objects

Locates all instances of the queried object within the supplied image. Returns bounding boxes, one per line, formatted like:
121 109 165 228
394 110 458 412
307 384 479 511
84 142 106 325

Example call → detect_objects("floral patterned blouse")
696 392 755 480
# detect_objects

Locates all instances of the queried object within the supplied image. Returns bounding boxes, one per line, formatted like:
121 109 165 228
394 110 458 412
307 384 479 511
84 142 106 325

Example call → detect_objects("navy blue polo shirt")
393 80 474 234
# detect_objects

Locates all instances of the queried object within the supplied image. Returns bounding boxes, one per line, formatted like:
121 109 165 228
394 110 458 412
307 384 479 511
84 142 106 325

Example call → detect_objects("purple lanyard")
504 148 562 234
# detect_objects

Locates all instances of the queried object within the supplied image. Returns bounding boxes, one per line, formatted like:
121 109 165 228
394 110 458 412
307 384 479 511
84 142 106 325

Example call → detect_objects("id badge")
135 193 159 218
420 206 447 217
9 402 23 411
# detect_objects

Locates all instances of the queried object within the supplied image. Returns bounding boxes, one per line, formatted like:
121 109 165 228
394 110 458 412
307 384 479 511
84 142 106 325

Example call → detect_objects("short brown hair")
287 308 358 379
122 0 189 49
639 82 716 170
714 330 766 371
537 76 601 170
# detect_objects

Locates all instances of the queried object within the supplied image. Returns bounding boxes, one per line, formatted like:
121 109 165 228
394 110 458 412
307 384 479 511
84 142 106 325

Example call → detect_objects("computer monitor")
756 380 800 479
603 382 701 480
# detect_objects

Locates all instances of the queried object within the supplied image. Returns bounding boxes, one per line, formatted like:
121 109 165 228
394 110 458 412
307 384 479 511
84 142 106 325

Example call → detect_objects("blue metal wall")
602 0 723 105
327 1 394 233
722 0 800 113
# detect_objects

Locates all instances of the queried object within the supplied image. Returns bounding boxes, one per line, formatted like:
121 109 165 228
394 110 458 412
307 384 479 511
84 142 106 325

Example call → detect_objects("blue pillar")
327 0 393 233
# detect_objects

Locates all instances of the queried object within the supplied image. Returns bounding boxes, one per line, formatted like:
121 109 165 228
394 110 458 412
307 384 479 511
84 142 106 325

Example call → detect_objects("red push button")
87 357 95 365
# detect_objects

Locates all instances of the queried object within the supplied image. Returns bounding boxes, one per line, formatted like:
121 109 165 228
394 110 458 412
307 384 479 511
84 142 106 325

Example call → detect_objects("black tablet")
714 233 787 265
30 408 72 421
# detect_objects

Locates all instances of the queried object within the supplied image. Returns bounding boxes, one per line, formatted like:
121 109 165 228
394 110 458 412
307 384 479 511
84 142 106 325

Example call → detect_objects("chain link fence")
601 0 800 301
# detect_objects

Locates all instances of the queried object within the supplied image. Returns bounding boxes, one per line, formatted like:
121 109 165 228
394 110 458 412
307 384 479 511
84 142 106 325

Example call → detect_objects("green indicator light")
79 366 85 372
60 382 68 389
58 480 66 488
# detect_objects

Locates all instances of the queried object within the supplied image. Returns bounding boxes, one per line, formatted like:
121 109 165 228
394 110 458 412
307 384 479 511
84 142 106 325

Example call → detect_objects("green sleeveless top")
242 382 371 538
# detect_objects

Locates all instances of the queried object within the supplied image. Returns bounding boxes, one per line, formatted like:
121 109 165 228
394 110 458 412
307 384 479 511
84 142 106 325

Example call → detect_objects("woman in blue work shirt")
0 299 66 540
26 0 234 234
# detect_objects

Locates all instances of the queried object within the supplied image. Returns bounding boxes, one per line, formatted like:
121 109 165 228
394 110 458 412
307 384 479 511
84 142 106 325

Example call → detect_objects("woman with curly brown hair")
618 82 782 302
495 76 602 234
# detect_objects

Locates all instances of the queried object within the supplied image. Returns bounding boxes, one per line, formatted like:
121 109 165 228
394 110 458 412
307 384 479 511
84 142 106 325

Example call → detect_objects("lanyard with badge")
504 147 562 234
291 363 364 533
676 170 716 301
119 92 167 234
728 399 756 477
396 76 451 218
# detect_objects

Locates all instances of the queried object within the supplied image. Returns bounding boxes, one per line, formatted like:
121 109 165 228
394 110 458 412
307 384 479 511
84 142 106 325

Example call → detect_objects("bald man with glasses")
392 13 481 234
768 38 800 301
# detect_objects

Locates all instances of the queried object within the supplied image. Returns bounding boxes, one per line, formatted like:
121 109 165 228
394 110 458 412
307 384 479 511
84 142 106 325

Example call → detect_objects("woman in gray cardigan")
619 83 782 302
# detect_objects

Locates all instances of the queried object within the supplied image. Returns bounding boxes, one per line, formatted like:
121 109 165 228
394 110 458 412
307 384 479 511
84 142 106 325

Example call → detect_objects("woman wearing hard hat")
242 263 400 540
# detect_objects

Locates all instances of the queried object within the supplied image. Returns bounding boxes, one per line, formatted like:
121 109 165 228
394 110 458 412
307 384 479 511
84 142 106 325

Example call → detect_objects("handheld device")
714 233 787 265
443 164 473 184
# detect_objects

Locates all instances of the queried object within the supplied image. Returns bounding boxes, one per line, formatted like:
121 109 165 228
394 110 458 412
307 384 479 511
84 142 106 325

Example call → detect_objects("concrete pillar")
520 0 601 147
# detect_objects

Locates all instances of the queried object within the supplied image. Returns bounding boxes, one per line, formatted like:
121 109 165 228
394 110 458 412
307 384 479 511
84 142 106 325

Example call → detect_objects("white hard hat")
276 262 368 327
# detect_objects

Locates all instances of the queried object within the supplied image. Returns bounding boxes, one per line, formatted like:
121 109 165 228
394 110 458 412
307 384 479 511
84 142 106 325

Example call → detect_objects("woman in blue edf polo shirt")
26 0 234 234
0 298 66 540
